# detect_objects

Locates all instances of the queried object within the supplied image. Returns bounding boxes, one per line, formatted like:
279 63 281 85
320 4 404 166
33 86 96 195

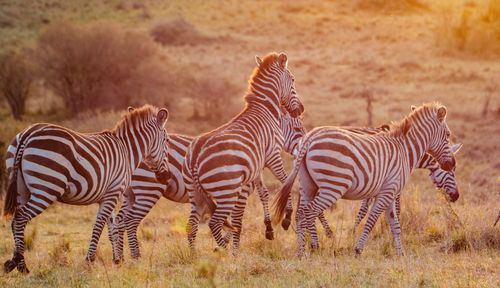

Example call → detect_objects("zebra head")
129 106 171 184
414 104 456 172
280 110 306 155
420 143 463 202
255 52 304 118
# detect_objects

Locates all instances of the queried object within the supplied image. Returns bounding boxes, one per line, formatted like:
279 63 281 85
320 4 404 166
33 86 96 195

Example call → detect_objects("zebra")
109 110 306 260
273 103 456 256
183 52 304 252
353 143 462 233
2 105 170 273
289 125 462 238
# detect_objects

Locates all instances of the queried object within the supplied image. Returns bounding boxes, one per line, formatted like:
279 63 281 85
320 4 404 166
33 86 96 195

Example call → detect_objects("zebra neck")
243 98 282 124
404 125 431 171
114 124 145 171
244 92 281 120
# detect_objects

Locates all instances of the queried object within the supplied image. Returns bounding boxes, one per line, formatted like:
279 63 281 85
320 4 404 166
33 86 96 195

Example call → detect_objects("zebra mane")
112 104 158 132
387 102 442 137
245 52 281 104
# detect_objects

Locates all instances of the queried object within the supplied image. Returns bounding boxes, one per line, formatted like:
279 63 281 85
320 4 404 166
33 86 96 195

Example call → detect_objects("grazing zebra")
110 110 306 260
353 143 462 233
2 105 170 273
183 52 304 252
291 125 462 238
273 103 456 256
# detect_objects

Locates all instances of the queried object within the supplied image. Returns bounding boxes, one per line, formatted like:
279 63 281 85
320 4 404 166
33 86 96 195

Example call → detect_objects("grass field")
0 0 499 287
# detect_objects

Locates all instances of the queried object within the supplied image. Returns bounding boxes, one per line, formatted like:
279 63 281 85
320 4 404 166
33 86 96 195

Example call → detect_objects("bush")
151 18 213 46
35 21 172 115
188 77 240 124
0 50 33 120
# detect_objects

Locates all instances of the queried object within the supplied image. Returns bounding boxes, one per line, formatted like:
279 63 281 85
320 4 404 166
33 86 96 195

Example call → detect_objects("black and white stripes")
2 105 170 273
273 103 456 256
183 52 304 253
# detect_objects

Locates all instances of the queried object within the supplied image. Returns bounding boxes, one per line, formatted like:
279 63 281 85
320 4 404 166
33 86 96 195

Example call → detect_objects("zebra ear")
410 105 416 111
157 108 169 127
255 55 263 67
451 143 463 154
437 106 447 122
278 52 288 69
128 106 135 113
380 124 390 131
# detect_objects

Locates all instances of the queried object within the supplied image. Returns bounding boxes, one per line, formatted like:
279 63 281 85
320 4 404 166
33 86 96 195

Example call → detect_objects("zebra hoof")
354 247 362 257
113 257 123 265
17 263 30 274
3 259 16 273
325 231 334 239
265 230 274 240
281 218 291 231
131 253 141 260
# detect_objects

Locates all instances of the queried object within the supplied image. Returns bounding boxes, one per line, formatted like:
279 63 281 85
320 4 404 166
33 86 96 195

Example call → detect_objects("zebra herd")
2 52 461 273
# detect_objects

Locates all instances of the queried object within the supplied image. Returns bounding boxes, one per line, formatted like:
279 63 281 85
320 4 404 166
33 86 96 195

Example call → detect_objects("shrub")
35 21 171 115
0 50 33 120
188 76 240 124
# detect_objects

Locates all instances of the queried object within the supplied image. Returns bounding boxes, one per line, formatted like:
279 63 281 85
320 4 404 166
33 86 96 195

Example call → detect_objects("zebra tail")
192 165 236 233
272 138 310 225
3 140 26 216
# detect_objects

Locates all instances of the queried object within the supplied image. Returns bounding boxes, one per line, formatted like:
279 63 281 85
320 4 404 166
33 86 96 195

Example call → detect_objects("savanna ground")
0 0 499 287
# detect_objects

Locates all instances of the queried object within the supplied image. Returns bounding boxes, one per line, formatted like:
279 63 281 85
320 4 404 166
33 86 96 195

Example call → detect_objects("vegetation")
0 0 498 287
0 50 33 120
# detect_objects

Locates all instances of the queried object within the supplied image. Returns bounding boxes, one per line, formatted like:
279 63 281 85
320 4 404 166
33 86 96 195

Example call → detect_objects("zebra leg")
254 177 274 240
230 186 250 256
353 198 372 234
354 195 393 256
305 186 345 252
209 191 240 249
86 193 120 262
318 212 334 239
296 164 318 257
386 201 404 256
263 151 293 231
187 200 207 253
4 192 56 274
395 195 401 223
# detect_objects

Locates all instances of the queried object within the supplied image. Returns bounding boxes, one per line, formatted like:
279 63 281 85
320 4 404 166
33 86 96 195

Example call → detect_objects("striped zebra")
291 125 462 237
110 110 305 260
2 105 170 273
353 143 462 233
273 103 456 256
183 52 304 252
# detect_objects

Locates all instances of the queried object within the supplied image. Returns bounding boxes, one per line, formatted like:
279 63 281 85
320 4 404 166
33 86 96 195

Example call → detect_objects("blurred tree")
0 50 33 120
35 21 169 115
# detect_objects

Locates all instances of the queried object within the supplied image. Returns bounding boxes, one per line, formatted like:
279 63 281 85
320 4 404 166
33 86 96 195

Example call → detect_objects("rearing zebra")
109 110 306 261
183 52 304 251
2 105 170 273
274 103 456 256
